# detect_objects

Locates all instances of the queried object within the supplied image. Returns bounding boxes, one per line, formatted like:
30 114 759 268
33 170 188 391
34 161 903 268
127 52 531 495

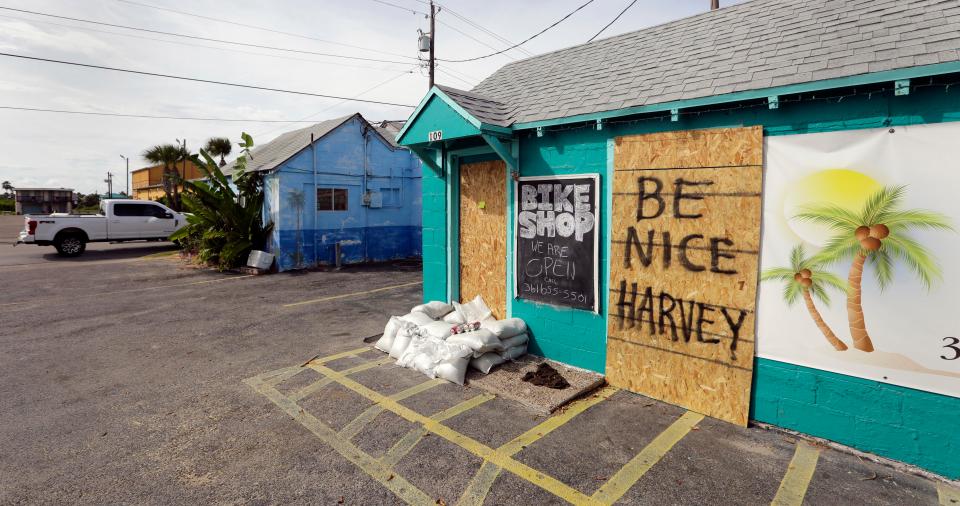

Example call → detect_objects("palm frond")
761 267 797 282
869 248 894 291
794 204 861 231
808 281 831 305
882 209 954 231
783 280 801 307
788 244 806 271
860 185 905 225
811 233 861 266
811 270 847 292
883 234 943 290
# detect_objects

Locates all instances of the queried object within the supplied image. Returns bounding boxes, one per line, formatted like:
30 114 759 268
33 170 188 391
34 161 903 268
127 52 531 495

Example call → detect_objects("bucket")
247 250 274 270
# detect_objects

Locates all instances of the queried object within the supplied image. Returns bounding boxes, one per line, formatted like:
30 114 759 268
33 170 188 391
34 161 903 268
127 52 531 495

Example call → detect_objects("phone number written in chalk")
521 283 588 303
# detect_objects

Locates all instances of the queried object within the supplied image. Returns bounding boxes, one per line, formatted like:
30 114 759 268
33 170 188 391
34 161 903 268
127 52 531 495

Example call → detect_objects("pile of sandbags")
372 296 529 385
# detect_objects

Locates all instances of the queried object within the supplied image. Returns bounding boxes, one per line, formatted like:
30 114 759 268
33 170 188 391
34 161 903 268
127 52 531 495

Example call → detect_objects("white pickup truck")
16 199 187 257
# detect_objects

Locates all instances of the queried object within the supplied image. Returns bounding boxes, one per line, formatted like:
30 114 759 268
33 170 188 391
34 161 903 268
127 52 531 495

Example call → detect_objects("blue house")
241 113 421 271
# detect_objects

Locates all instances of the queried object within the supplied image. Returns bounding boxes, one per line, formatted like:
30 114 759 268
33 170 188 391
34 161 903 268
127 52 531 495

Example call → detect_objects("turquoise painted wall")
400 96 479 145
414 81 960 478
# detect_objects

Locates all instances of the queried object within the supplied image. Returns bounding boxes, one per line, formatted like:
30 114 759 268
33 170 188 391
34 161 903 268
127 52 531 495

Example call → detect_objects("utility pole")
711 0 719 10
104 171 114 197
120 154 129 197
429 0 436 89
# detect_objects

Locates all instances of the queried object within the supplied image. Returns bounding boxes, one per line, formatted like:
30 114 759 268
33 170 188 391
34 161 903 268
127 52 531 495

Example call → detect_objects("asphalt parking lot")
0 215 956 505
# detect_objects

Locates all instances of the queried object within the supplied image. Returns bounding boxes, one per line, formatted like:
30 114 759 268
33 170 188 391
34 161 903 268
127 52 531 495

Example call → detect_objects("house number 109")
428 130 443 142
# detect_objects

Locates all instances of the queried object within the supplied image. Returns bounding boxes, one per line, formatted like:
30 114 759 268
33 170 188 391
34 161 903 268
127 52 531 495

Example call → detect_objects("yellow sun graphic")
784 169 882 246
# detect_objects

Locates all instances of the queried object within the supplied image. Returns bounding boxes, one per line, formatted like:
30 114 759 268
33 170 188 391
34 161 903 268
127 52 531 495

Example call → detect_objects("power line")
587 0 639 42
115 0 416 60
254 69 416 137
368 0 427 15
0 105 330 122
0 52 417 107
0 6 413 65
437 0 596 63
437 5 534 57
0 13 412 73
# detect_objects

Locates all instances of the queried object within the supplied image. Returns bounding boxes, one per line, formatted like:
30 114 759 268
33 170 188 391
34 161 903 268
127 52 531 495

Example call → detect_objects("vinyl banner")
758 123 960 398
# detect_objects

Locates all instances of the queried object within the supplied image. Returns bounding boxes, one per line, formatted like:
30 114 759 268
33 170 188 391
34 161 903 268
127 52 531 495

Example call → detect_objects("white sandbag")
411 301 454 319
443 310 466 324
452 295 492 323
447 329 504 355
500 344 528 361
400 311 435 326
389 325 417 359
374 316 402 353
500 333 529 350
434 356 469 385
481 318 527 339
422 320 453 340
470 352 506 374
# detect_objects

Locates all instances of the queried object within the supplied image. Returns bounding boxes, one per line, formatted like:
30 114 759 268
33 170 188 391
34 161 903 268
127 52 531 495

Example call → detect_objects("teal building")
398 0 960 478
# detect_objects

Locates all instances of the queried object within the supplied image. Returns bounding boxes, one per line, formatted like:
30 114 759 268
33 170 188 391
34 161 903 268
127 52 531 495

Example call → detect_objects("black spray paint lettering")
616 280 747 357
636 177 714 220
518 183 595 241
623 226 738 275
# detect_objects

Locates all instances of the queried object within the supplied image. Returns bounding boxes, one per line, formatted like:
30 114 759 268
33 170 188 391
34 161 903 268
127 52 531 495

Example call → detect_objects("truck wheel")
55 234 86 257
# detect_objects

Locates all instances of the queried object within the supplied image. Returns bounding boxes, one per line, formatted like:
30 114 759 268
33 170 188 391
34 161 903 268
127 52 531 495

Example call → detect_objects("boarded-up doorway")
607 126 764 426
459 160 507 319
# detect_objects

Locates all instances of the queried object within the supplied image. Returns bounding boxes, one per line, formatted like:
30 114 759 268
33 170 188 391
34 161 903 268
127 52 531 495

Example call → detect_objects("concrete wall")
418 81 960 478
263 116 422 271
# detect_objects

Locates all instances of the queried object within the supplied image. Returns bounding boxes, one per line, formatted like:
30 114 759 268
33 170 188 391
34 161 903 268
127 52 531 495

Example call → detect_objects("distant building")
131 160 203 201
229 113 422 271
14 187 75 215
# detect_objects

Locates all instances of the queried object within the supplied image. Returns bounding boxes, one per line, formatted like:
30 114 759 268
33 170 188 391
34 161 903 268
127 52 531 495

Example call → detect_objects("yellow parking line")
592 411 705 504
291 356 394 402
304 346 371 366
339 378 446 441
938 482 960 506
457 386 618 506
244 375 435 505
282 281 422 308
312 362 603 506
771 441 821 506
381 393 495 468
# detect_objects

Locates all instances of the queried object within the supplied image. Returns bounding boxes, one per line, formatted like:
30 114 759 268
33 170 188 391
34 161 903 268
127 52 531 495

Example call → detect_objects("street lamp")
120 154 129 198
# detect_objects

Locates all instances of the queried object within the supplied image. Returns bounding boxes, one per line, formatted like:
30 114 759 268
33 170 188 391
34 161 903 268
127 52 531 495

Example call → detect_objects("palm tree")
205 137 232 167
796 185 952 352
288 189 305 268
762 244 850 351
142 144 182 210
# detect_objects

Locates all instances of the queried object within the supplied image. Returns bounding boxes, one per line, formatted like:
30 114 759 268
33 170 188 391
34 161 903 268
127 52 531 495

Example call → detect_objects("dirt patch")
522 363 570 389
467 356 605 414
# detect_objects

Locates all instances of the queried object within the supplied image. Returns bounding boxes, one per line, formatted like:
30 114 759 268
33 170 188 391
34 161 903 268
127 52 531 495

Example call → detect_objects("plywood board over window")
460 160 507 319
607 126 764 426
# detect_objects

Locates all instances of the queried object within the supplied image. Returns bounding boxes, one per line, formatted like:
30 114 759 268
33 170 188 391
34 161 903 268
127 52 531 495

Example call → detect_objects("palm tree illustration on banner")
762 245 850 351
796 185 952 352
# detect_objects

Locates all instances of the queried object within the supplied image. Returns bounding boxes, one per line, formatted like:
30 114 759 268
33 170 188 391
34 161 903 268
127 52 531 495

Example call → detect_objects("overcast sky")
0 0 745 194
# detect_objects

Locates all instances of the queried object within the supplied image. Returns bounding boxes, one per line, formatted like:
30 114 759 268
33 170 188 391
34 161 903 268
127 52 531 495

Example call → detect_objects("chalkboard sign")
514 174 599 312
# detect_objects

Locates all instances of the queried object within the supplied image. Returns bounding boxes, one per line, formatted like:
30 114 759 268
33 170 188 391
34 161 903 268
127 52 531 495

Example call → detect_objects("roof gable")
397 89 485 146
227 113 402 174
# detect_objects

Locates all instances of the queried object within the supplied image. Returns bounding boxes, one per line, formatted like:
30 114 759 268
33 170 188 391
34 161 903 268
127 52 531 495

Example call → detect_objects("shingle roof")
452 0 960 126
227 113 403 174
435 85 514 127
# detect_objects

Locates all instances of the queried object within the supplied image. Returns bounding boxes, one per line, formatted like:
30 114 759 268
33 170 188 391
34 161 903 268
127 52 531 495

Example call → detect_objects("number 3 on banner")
943 337 960 360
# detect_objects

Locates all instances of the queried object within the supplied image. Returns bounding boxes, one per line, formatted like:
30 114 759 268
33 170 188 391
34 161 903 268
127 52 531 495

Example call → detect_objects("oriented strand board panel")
460 160 507 319
607 126 763 426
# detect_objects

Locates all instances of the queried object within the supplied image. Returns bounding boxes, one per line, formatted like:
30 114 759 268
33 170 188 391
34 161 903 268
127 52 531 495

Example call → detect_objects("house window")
317 188 348 211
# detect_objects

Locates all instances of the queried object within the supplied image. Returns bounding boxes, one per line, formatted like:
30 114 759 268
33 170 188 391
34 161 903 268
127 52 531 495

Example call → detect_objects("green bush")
171 133 272 270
